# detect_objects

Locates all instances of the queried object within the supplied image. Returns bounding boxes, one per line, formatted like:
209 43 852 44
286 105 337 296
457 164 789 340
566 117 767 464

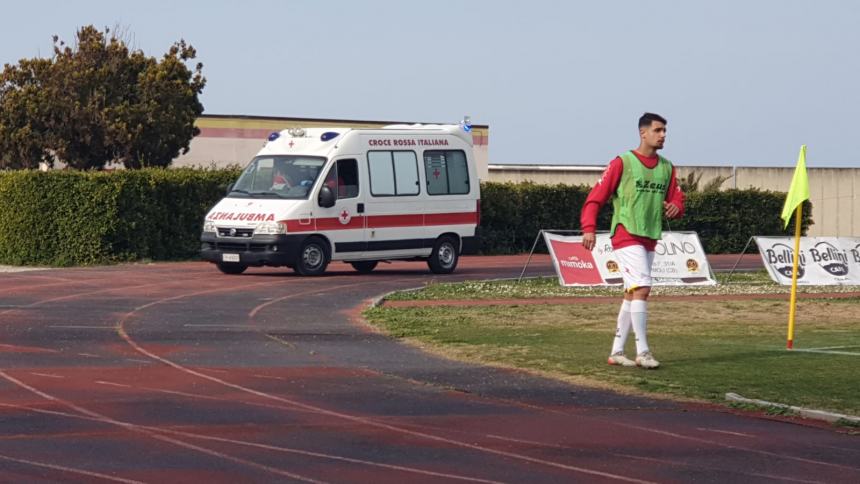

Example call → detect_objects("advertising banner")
543 231 716 287
754 236 860 285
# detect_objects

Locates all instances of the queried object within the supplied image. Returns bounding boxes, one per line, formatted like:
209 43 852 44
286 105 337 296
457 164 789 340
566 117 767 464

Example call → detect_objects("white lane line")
264 333 296 348
29 372 64 379
134 386 319 415
0 343 59 353
614 453 824 484
621 421 859 472
792 349 860 356
485 433 565 447
117 325 658 483
184 324 289 332
0 401 502 484
125 358 152 364
0 370 326 483
161 424 503 484
95 381 132 388
0 453 144 484
695 428 754 438
483 433 814 482
199 368 229 374
253 374 288 380
77 353 101 358
50 325 115 330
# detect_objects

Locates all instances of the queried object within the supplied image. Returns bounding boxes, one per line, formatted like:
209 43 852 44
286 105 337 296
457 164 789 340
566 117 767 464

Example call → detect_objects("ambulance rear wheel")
216 262 248 275
428 236 459 274
295 237 330 276
350 261 378 273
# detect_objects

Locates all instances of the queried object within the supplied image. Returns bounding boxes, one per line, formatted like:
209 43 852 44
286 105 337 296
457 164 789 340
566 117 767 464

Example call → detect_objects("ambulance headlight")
254 221 286 235
203 221 216 233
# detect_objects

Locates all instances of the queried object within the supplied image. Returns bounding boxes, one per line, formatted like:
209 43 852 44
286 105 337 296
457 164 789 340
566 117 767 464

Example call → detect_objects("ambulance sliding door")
364 150 428 257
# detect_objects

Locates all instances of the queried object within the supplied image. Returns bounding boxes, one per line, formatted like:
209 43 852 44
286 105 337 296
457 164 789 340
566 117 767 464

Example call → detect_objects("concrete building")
174 114 490 179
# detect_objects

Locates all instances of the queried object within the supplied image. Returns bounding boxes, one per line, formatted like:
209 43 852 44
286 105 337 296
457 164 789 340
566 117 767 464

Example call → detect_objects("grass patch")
835 418 860 429
365 296 860 417
385 271 860 301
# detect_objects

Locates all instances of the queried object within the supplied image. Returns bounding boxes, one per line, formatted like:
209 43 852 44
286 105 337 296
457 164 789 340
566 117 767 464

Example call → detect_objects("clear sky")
2 1 858 167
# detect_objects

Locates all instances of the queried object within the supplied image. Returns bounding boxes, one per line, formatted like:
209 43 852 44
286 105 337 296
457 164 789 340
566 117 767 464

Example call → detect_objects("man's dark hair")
638 112 667 129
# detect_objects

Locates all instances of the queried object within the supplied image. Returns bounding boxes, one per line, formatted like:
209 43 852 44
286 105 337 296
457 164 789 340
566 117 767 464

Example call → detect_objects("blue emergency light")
268 132 280 141
320 131 340 142
460 116 472 133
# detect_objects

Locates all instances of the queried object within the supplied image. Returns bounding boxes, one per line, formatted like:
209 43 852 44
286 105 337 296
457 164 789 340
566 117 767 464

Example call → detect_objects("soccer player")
580 113 685 369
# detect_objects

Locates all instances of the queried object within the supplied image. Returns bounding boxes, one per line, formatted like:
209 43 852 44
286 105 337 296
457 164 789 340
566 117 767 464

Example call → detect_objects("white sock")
610 300 632 355
630 299 650 355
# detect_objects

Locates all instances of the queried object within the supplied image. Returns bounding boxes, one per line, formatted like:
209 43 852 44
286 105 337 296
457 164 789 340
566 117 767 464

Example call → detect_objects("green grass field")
365 274 860 420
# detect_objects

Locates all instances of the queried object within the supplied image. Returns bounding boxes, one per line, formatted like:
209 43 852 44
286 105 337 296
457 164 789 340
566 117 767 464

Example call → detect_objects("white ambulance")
200 120 481 275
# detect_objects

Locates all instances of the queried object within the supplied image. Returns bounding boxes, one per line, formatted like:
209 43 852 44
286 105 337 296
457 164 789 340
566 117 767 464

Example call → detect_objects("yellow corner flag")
783 145 809 350
781 145 810 229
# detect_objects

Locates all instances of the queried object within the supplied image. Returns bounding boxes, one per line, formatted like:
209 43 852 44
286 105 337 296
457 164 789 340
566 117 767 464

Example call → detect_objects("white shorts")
613 245 655 292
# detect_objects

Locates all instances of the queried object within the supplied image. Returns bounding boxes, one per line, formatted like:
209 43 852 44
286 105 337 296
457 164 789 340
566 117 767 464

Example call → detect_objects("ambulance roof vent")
267 131 280 142
287 127 306 137
320 131 340 142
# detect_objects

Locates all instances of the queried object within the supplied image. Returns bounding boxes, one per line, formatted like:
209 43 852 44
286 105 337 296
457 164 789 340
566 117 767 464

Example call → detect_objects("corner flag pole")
781 144 809 350
787 205 802 349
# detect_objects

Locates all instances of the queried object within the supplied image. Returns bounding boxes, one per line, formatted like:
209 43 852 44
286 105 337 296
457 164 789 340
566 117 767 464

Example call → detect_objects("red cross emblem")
339 209 351 225
433 168 441 179
288 140 295 148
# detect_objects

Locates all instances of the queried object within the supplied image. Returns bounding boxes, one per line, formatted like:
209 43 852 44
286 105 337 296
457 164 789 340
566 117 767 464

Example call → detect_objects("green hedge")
479 182 812 254
668 188 812 253
0 168 239 266
0 173 812 266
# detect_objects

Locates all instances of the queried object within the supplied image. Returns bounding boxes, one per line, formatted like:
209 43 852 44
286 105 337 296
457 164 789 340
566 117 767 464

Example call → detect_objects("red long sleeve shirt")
580 151 685 251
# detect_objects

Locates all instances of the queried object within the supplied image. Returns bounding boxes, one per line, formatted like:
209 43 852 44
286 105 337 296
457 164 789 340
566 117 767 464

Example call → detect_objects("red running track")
0 255 856 483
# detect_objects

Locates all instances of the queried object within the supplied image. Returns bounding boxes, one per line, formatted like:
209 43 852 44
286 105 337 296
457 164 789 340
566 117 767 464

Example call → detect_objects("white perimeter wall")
486 165 859 237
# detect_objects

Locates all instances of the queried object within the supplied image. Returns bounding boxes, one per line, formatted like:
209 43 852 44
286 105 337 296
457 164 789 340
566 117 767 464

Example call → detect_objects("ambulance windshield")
230 156 326 199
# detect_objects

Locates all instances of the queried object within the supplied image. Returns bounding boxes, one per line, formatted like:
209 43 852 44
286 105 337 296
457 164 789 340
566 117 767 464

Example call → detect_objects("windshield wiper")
229 188 284 198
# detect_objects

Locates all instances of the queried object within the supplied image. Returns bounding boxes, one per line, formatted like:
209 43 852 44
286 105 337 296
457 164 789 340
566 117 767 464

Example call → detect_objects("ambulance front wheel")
428 236 459 274
295 236 330 276
216 262 248 275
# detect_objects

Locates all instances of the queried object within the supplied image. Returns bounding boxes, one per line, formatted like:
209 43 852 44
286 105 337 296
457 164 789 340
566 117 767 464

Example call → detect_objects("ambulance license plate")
222 253 240 262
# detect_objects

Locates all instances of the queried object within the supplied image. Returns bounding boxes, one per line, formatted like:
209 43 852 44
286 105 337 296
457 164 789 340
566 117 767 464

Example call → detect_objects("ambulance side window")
368 151 419 197
425 150 470 195
323 159 358 200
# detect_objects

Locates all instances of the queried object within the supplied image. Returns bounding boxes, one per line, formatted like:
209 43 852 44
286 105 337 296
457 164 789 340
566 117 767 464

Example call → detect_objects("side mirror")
226 183 234 195
318 185 335 208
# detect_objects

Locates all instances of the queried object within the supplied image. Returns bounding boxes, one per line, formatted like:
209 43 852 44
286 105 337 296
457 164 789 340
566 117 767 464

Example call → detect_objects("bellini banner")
754 236 860 285
543 231 716 287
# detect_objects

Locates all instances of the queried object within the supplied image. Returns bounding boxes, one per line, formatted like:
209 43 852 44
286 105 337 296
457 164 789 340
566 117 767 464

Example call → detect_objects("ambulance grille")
215 242 268 252
217 227 254 238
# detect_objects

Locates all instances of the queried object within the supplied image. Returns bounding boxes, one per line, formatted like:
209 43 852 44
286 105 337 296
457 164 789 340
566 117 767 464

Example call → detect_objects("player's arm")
663 166 685 219
581 157 623 250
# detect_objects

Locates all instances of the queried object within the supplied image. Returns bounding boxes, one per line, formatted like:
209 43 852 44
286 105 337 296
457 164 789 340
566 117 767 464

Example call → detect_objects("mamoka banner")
543 231 716 287
754 236 860 285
